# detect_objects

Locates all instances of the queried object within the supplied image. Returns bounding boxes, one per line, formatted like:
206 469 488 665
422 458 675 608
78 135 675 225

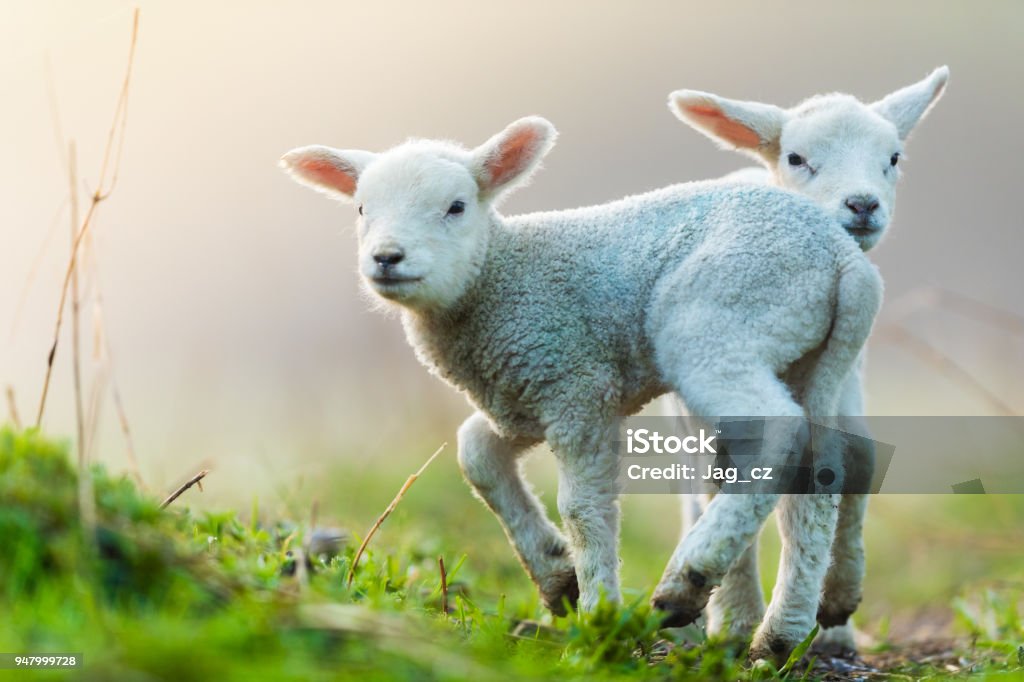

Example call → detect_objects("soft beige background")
2 1 1022 498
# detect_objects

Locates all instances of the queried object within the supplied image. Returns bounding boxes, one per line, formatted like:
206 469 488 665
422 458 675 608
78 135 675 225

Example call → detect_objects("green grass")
1 427 1022 680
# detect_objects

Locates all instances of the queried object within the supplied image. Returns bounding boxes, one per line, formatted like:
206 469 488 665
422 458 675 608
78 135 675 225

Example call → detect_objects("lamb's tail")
803 255 883 423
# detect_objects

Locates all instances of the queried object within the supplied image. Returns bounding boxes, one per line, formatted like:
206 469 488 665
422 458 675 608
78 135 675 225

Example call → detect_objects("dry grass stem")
160 469 210 510
68 141 85 469
439 556 449 615
35 8 140 428
6 386 22 430
108 362 143 488
346 442 447 586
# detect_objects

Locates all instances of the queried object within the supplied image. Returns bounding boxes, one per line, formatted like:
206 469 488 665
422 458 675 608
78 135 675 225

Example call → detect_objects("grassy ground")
2 427 1023 681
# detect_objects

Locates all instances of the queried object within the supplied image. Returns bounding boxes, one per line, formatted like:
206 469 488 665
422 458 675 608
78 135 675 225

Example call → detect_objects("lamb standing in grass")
280 117 882 661
664 66 949 653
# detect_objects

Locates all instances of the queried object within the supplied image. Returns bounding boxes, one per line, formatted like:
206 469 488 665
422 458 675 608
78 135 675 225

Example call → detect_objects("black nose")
373 250 405 267
845 195 880 216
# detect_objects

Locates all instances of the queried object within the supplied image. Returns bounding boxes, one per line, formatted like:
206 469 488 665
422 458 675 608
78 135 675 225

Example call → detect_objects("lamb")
663 66 949 653
279 116 882 662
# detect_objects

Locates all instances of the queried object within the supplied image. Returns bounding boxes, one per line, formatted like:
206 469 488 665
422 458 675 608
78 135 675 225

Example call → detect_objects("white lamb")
280 116 882 662
664 66 949 653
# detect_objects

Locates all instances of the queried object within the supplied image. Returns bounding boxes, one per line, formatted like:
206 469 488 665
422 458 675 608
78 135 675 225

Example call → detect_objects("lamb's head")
669 67 949 251
281 117 557 312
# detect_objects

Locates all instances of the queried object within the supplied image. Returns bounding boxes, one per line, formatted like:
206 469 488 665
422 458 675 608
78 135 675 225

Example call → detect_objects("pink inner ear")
486 128 537 188
686 104 761 149
297 157 357 195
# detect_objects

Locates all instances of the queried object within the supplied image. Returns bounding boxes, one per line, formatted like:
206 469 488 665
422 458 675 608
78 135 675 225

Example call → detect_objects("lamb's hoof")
748 633 799 666
652 569 711 628
540 569 579 616
651 595 703 628
816 601 858 628
511 620 565 643
810 623 859 659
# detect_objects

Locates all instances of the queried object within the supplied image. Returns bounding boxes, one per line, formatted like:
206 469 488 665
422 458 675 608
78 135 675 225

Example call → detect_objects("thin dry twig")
439 556 449 615
160 469 209 510
35 8 140 428
5 386 22 430
346 442 447 586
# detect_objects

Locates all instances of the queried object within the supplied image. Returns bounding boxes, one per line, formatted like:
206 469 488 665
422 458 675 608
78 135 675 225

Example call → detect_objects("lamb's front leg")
551 425 621 611
749 493 840 662
683 491 766 640
457 412 578 615
654 492 779 626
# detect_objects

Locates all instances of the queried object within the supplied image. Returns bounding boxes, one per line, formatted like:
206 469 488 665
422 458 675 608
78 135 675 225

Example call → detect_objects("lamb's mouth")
844 226 877 237
370 275 423 286
842 222 880 239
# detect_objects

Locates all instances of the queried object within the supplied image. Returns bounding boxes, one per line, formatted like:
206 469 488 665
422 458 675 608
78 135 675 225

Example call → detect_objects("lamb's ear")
870 66 950 140
279 146 377 200
472 117 557 199
669 90 786 162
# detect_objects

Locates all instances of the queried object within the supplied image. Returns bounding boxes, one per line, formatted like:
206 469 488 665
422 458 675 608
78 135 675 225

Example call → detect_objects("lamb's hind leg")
815 371 876 656
750 492 840 662
708 535 766 639
813 493 868 656
457 412 578 615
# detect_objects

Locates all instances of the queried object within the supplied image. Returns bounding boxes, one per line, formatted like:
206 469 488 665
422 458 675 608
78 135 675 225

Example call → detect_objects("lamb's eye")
446 200 465 216
787 153 805 167
358 204 364 216
890 153 900 167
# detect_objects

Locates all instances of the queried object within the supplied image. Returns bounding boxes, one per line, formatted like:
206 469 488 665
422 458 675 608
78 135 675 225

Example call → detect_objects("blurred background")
2 0 1022 631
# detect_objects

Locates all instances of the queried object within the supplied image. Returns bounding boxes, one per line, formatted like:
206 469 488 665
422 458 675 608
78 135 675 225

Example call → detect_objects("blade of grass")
779 624 818 677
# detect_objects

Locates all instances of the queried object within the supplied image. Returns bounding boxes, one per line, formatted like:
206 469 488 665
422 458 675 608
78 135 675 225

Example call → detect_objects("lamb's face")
353 149 490 310
281 116 557 314
774 99 901 251
669 67 948 253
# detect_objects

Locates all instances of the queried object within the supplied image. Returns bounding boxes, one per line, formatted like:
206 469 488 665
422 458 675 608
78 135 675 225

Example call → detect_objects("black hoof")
542 571 580 616
749 636 796 664
651 597 701 628
817 604 857 628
